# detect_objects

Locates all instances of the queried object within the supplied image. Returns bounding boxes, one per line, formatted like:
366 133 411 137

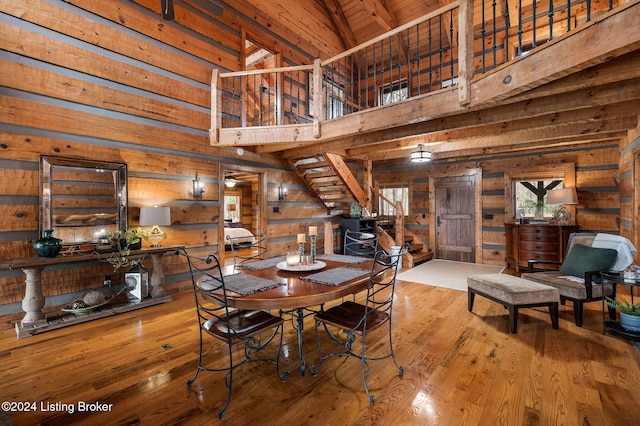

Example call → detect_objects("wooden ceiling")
224 0 640 163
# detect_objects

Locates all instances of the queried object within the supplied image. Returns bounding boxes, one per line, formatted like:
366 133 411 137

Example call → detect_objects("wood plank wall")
0 0 333 316
373 140 636 266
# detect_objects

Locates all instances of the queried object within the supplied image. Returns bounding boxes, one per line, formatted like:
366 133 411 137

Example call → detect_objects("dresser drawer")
519 241 559 253
518 226 558 240
519 250 560 262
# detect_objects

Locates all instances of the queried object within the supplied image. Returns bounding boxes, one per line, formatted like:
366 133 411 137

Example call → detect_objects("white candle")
309 226 317 236
286 251 300 266
297 233 306 243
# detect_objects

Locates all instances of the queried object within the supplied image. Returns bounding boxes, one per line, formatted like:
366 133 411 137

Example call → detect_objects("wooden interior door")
435 176 475 262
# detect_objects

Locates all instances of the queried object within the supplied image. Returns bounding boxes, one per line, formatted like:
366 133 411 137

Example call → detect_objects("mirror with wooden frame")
40 156 128 245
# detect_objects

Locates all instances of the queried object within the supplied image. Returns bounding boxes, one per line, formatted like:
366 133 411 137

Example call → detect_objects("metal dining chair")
226 232 267 266
312 244 408 405
343 228 379 258
176 247 288 419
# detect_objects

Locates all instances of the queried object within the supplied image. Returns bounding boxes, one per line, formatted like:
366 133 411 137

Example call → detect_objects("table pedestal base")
280 306 321 376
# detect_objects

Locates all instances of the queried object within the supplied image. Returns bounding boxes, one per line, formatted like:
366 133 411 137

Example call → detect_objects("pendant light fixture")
410 144 432 163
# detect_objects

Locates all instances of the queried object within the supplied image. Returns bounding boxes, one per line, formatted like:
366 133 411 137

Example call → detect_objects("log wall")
373 141 627 267
0 0 331 317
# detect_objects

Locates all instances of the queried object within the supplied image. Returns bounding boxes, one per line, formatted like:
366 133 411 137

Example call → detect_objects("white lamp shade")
139 207 171 226
546 188 578 205
410 144 432 162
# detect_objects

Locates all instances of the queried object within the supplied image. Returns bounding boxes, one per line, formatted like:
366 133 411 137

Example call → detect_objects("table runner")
300 266 369 286
222 273 284 295
317 254 371 264
236 256 285 270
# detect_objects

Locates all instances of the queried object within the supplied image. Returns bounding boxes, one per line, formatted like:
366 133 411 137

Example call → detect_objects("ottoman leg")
549 302 559 329
468 290 476 312
508 305 518 334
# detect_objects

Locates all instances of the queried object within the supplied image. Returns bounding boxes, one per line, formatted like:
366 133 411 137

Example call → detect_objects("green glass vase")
33 230 63 258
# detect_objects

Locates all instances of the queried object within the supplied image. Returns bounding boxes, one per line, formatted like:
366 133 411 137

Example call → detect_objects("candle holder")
298 242 305 259
310 235 316 263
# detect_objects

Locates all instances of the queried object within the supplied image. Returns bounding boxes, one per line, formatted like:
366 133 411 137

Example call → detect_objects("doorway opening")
220 166 266 265
243 35 280 126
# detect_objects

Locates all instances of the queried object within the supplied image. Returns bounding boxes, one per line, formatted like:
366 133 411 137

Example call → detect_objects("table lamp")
546 188 578 225
139 206 171 247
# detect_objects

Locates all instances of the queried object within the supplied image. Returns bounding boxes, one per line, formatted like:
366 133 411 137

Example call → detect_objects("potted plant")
350 202 362 218
103 228 148 271
110 228 146 251
605 297 640 332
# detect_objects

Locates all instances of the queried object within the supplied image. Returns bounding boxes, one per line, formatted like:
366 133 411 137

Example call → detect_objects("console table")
0 246 178 338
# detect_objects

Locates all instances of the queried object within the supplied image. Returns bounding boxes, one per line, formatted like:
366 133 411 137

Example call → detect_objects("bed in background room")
224 221 256 249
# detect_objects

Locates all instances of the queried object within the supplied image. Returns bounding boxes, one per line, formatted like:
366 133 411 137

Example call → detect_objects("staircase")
289 153 432 268
377 214 433 268
288 153 366 215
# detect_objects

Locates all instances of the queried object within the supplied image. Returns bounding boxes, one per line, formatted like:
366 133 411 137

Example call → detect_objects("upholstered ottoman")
467 274 560 333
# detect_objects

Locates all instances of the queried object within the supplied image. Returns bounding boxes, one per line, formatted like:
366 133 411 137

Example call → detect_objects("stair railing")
371 186 405 245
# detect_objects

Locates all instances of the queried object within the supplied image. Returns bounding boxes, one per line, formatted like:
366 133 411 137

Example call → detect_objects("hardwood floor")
1 278 640 425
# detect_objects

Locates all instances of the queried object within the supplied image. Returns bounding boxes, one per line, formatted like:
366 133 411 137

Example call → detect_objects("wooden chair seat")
315 301 388 334
204 310 284 340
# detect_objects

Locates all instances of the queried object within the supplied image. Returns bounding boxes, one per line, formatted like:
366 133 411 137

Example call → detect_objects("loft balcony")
209 0 640 161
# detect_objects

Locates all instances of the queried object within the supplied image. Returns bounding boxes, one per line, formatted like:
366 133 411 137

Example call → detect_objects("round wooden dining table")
220 258 375 375
221 259 373 310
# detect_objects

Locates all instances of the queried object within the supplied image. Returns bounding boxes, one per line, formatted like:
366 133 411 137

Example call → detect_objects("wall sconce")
278 183 288 201
410 144 432 162
192 172 204 199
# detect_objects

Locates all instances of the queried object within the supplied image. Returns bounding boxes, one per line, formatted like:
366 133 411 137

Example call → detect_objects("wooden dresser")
505 223 578 272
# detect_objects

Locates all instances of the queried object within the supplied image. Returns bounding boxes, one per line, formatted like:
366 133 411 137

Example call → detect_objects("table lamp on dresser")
546 188 578 225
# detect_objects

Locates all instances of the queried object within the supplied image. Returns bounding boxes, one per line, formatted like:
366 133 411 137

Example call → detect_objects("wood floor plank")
1 280 640 425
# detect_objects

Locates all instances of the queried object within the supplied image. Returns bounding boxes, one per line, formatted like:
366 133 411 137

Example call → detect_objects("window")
380 80 408 105
504 163 575 220
378 184 409 216
325 80 346 119
514 180 563 218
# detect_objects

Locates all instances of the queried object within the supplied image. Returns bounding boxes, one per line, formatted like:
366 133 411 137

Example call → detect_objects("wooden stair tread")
295 161 329 171
304 170 336 179
408 241 422 251
410 250 433 264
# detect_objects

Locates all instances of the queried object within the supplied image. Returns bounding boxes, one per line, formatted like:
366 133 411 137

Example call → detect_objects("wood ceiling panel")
243 0 345 57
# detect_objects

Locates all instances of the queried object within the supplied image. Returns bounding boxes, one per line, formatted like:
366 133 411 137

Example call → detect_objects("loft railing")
211 0 621 137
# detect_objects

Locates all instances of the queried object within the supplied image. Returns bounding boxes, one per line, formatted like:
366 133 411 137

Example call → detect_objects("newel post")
458 0 474 106
312 58 323 138
395 201 404 245
210 68 221 145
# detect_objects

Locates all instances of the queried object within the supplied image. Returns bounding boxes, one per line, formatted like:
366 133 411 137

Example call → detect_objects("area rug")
396 259 504 291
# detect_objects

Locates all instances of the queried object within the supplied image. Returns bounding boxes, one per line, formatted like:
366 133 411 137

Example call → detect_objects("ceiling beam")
322 0 359 49
429 116 638 154
431 137 624 161
357 0 395 32
344 100 640 157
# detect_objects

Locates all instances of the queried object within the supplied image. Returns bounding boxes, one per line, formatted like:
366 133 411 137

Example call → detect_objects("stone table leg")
16 266 48 337
149 253 168 299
